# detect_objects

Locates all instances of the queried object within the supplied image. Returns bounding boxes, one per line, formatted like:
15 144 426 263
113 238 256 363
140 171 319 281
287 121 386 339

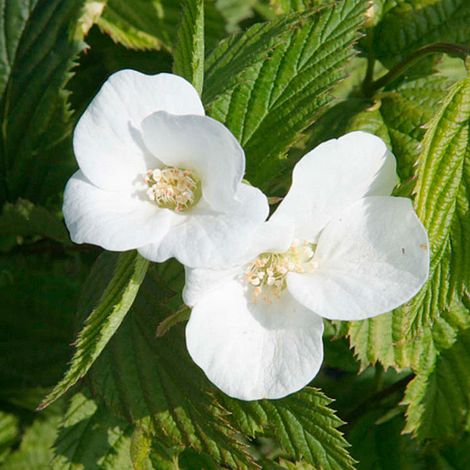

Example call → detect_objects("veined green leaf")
203 12 307 104
39 251 149 410
0 199 69 244
52 393 134 469
374 0 470 67
173 0 205 95
407 77 470 332
0 0 85 205
206 0 366 190
86 260 254 469
224 388 355 470
403 326 470 440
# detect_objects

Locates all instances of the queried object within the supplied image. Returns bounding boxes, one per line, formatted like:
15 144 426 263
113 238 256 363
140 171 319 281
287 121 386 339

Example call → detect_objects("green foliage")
348 412 422 470
85 257 254 469
0 253 86 390
0 0 85 205
1 413 59 469
53 393 134 469
173 0 205 95
97 0 225 52
224 388 356 470
0 199 69 243
403 327 470 441
0 412 19 463
1 0 470 467
374 0 470 67
40 251 149 409
206 0 366 189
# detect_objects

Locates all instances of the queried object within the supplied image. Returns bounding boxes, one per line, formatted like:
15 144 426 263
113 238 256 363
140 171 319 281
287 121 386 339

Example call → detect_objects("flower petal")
271 131 397 240
138 183 269 268
142 111 245 211
287 196 430 320
74 71 204 190
186 280 324 400
63 171 173 251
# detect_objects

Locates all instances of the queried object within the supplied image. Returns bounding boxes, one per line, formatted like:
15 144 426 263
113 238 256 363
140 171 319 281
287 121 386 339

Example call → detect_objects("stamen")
245 240 316 303
144 167 201 212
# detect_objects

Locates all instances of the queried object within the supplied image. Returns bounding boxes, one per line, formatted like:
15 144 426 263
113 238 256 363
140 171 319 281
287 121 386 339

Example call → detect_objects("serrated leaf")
224 388 355 470
173 0 205 95
0 199 69 243
406 77 470 332
85 258 254 469
39 251 149 410
0 0 85 205
52 393 134 469
403 327 470 441
374 0 470 67
206 0 366 190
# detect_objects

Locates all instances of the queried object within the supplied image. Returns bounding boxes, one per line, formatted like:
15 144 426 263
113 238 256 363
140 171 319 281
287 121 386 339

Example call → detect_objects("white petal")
74 71 204 190
63 171 173 251
186 280 324 400
271 131 397 240
142 112 245 212
287 196 430 320
138 183 269 268
183 266 240 307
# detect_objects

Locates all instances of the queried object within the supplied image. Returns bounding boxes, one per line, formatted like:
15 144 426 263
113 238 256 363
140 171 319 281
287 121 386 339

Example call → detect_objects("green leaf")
173 0 205 95
0 253 86 390
216 0 258 31
374 0 470 68
39 251 149 410
85 260 254 469
425 434 470 469
0 199 69 244
348 411 423 470
2 414 59 470
206 0 366 190
52 393 134 469
97 0 225 52
0 412 19 463
403 326 470 441
224 388 355 470
203 12 307 104
0 0 85 205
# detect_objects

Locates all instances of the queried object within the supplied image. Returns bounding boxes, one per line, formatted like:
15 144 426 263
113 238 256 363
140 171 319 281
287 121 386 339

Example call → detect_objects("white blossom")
183 131 430 400
63 70 268 268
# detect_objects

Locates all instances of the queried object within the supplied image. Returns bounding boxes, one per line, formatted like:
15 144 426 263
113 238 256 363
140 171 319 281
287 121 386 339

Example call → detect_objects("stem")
368 42 470 95
343 374 413 423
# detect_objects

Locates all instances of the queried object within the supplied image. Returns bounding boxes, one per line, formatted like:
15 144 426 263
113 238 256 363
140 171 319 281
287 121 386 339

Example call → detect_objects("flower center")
245 240 316 303
144 167 201 212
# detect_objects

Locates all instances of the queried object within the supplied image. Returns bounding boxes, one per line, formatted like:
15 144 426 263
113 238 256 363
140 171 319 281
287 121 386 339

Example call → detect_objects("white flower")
63 70 268 268
183 131 430 400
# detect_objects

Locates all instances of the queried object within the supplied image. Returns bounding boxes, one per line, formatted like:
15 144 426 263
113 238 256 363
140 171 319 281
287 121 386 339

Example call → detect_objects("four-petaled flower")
183 132 430 400
63 70 268 268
